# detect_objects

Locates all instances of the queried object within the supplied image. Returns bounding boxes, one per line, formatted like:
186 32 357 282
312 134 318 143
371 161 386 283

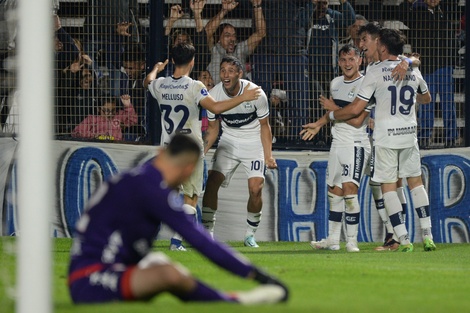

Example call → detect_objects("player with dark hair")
201 55 277 247
144 43 261 251
68 134 288 304
323 28 435 252
205 0 266 84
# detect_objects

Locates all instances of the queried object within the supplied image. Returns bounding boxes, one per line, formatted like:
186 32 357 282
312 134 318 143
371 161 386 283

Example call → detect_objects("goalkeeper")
68 134 288 304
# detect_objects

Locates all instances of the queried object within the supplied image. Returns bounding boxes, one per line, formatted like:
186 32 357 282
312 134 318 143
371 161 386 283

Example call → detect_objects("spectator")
164 1 210 76
119 44 147 140
0 0 17 51
339 14 368 49
71 94 137 141
403 0 458 148
58 65 98 135
82 0 140 72
256 0 306 54
269 88 291 144
299 0 356 97
298 0 355 146
205 0 266 84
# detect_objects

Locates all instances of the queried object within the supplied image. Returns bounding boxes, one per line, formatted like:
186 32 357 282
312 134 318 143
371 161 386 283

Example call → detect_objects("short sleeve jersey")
148 76 209 151
357 60 428 148
207 79 269 142
330 74 370 146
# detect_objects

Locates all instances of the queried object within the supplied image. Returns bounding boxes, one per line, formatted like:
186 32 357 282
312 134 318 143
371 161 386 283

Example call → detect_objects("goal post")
17 0 54 312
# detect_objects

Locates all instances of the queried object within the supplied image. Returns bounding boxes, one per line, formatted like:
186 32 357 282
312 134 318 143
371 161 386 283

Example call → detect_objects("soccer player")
201 56 277 248
144 44 261 251
68 134 288 304
301 44 370 252
316 23 417 251
324 28 436 252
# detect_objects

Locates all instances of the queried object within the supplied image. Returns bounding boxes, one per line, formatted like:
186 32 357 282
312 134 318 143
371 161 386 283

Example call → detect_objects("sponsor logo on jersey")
201 88 208 96
244 102 252 109
159 82 189 90
348 87 356 98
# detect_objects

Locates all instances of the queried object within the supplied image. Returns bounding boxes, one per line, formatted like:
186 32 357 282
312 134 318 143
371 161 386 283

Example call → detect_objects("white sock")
410 185 433 239
396 186 407 223
383 191 410 245
371 182 394 234
327 192 344 245
172 204 197 242
245 211 262 238
344 194 360 243
201 206 217 236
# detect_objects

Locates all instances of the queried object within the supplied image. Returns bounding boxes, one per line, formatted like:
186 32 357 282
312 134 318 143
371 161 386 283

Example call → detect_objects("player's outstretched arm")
300 114 328 141
200 82 261 114
144 59 169 88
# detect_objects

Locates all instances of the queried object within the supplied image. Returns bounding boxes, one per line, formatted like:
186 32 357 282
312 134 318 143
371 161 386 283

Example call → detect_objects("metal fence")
0 0 467 149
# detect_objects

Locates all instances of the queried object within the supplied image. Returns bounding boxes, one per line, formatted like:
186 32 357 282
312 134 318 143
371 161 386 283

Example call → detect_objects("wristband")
253 4 262 9
329 111 336 121
405 58 412 66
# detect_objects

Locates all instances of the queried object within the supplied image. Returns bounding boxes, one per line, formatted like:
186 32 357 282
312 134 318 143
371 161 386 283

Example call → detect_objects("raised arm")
144 59 169 88
205 0 238 49
332 0 356 28
246 0 266 54
191 0 207 33
165 5 183 36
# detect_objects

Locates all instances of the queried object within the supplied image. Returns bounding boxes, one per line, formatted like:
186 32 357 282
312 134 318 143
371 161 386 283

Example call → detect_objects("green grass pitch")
1 238 470 313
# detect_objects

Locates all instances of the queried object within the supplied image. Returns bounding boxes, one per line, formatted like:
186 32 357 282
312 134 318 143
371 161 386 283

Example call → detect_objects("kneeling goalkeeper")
68 134 288 304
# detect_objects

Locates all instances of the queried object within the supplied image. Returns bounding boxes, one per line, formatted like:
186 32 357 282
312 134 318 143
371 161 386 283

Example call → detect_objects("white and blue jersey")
207 79 269 142
330 74 371 147
357 60 428 149
148 75 209 152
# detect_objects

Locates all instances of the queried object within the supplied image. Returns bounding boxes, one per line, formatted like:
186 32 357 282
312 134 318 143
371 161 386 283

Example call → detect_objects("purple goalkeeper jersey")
69 161 253 278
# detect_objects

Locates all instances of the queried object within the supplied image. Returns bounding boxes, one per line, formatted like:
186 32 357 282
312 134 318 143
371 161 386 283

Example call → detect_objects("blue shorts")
68 263 136 303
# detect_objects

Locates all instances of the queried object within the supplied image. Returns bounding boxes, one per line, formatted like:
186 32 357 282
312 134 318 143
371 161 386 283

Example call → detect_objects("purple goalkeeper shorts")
68 263 136 303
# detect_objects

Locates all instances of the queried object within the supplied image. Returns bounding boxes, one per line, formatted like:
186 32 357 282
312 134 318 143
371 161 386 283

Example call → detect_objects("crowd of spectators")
0 0 466 148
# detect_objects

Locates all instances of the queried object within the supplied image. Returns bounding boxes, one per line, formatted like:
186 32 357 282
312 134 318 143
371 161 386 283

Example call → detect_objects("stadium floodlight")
17 0 54 312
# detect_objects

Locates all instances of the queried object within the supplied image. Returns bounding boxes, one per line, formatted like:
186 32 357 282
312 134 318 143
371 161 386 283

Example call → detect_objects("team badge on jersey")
348 87 356 99
201 88 208 96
